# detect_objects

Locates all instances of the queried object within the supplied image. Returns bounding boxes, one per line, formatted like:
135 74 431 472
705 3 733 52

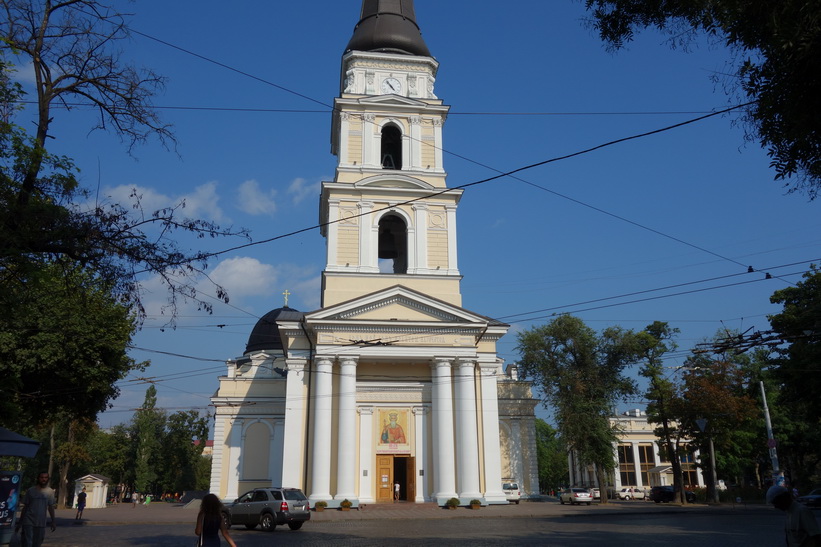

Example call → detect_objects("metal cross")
282 289 291 307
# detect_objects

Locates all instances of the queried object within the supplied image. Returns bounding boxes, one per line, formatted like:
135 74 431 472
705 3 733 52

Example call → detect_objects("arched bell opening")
378 214 408 274
381 124 403 170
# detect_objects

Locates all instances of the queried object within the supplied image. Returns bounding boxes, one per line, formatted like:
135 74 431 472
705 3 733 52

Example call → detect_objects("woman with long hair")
195 493 236 547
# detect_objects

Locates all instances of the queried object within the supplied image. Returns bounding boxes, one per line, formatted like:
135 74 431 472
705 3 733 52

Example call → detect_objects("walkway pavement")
55 498 773 527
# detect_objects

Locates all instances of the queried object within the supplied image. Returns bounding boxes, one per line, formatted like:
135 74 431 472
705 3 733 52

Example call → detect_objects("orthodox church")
209 0 540 506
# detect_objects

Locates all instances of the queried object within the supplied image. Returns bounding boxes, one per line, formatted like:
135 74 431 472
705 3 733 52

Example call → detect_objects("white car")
502 482 521 504
618 488 645 500
559 488 592 505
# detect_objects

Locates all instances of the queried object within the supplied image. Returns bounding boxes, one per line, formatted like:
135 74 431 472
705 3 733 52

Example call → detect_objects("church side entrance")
376 455 415 502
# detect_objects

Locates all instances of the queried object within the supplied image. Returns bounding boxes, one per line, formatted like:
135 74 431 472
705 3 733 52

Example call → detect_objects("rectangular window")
617 444 636 486
638 444 654 485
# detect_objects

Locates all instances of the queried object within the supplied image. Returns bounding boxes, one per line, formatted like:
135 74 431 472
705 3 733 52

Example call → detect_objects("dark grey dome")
245 307 303 354
345 0 431 57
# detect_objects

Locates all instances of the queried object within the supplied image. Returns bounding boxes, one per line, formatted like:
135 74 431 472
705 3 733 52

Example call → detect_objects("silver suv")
223 487 310 531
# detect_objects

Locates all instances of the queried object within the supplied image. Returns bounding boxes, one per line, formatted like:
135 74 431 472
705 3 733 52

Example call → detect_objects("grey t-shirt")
21 486 56 527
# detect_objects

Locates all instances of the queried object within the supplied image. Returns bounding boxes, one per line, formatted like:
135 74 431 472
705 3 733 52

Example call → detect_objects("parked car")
223 487 310 531
618 488 645 500
502 482 521 504
590 488 601 500
649 486 695 504
797 488 821 508
559 488 592 505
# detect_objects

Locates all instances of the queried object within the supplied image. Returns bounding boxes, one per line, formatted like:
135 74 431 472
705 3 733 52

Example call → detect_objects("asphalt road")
19 507 789 546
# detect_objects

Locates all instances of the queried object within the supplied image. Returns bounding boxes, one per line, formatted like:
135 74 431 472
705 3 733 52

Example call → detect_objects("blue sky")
11 1 820 427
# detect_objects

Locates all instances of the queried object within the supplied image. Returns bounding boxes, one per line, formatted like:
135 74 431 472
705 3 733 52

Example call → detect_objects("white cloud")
287 177 322 205
236 179 277 216
183 181 225 222
101 181 226 222
208 257 278 299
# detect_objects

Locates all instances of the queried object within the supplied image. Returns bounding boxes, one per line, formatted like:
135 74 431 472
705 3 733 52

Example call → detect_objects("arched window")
381 124 402 170
378 214 407 274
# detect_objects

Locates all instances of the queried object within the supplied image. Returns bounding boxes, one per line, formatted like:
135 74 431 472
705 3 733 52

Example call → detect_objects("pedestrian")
767 485 821 546
394 481 400 501
195 493 236 547
14 472 56 547
132 492 138 508
75 487 87 520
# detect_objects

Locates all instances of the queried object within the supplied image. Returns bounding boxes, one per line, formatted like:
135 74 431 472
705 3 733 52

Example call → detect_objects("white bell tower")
320 1 463 308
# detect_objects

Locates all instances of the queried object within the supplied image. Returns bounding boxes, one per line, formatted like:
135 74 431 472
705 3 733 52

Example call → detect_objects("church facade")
208 1 540 506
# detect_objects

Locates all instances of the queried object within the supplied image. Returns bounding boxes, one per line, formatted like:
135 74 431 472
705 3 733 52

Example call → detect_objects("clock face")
381 77 401 94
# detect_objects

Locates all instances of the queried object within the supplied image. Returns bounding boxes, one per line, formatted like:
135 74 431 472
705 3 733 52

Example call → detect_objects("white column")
432 117 445 172
631 442 642 487
413 406 429 502
363 113 376 167
358 407 375 503
209 415 226 496
309 356 334 502
271 419 284 488
431 358 457 502
339 112 351 167
511 418 524 490
612 443 622 490
335 356 359 500
479 362 506 503
358 201 375 272
281 359 308 489
326 199 340 269
409 115 422 169
226 418 242 500
455 359 481 499
412 203 428 274
445 204 459 275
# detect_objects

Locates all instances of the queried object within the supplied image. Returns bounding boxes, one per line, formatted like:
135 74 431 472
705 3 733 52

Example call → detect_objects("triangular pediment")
358 95 428 108
355 174 434 191
307 285 489 325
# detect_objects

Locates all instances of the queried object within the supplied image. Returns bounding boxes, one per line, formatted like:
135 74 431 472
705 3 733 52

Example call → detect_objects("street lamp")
695 418 719 504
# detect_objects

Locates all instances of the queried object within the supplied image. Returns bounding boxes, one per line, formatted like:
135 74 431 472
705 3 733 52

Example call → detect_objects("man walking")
15 472 56 547
767 485 820 546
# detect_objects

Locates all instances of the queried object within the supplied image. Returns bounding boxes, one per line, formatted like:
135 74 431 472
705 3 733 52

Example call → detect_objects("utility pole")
760 381 784 486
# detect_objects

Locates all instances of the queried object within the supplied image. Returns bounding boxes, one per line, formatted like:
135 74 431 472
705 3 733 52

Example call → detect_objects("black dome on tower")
345 0 431 57
245 306 304 354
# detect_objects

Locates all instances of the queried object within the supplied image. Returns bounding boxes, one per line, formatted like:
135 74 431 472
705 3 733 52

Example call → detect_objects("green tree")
161 410 210 493
83 424 133 499
679 346 758 502
0 262 141 428
768 266 821 486
517 315 640 503
636 322 688 503
584 1 821 198
0 2 247 322
132 386 165 495
534 419 568 495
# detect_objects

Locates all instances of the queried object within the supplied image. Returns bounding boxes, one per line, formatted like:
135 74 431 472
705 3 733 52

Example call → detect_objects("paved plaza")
5 498 795 546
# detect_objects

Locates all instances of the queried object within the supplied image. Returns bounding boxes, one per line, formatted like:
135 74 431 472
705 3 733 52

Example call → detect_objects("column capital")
338 355 360 366
412 406 429 416
455 358 476 370
315 355 335 365
358 406 374 416
285 358 308 372
431 357 454 370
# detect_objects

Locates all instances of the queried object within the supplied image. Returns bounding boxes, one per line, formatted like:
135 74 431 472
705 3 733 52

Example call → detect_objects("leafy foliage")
0 1 250 323
0 262 141 428
517 315 641 499
534 419 568 494
584 0 821 198
768 266 821 486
